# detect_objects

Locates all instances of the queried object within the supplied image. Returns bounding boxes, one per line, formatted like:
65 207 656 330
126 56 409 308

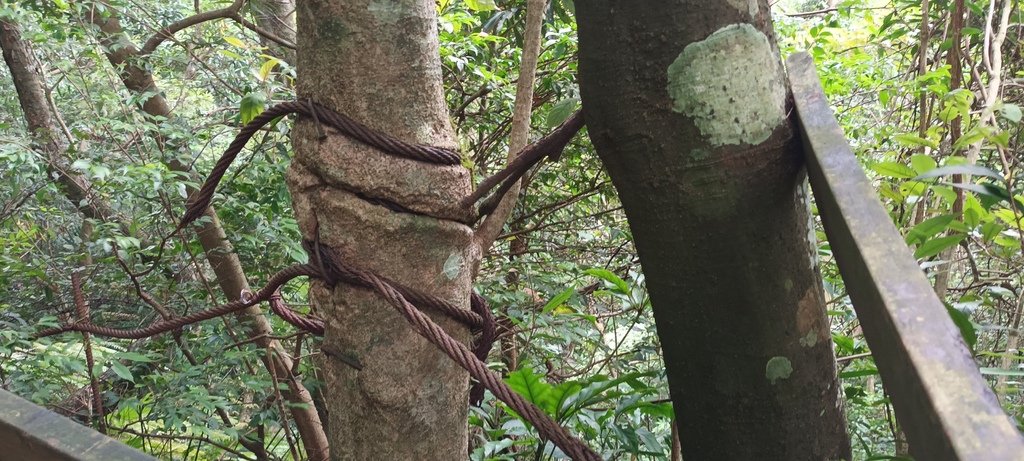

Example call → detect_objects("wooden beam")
0 389 154 460
788 51 1024 460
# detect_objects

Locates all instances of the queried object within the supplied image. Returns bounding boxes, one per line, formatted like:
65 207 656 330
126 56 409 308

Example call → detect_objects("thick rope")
179 100 463 228
41 99 600 459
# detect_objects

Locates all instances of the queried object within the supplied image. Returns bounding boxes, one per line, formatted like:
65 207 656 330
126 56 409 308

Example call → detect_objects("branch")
473 0 549 253
140 0 245 56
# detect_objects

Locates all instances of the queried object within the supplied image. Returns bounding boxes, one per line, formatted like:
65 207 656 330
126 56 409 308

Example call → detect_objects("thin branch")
140 0 244 56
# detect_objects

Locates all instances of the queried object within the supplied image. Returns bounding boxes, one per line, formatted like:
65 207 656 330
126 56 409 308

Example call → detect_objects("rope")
179 100 462 229
37 100 601 459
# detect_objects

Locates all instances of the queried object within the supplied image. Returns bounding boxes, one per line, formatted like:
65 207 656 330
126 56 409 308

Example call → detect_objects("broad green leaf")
117 351 155 363
546 98 579 128
905 215 953 245
583 268 629 294
914 234 965 259
257 58 280 82
981 221 1003 242
945 305 977 349
506 367 554 415
548 380 583 421
240 93 266 124
839 368 878 379
909 154 936 174
999 103 1022 123
465 0 497 11
951 126 989 151
914 165 1003 182
223 36 246 49
892 133 937 149
870 162 916 179
110 361 134 383
542 287 575 314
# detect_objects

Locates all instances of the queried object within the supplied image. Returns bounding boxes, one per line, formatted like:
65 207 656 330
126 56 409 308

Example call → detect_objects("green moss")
666 24 786 149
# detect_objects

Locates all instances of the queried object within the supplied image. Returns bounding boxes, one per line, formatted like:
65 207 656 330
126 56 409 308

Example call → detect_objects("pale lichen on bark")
666 23 786 148
726 0 758 17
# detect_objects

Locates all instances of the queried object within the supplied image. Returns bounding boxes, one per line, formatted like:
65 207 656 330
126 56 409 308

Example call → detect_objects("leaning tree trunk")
576 1 851 459
289 1 477 458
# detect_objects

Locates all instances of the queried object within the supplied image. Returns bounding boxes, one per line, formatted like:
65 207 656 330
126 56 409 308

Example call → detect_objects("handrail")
0 388 155 460
789 51 1024 460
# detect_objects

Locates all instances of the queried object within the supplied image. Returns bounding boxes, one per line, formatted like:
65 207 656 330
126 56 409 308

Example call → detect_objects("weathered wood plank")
0 388 154 460
788 51 1024 460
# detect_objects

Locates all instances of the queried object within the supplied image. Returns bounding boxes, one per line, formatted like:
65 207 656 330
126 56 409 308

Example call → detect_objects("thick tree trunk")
289 1 476 459
576 2 851 459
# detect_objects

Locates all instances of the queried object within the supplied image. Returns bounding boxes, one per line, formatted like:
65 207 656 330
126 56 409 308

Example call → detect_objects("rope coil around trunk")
39 99 599 460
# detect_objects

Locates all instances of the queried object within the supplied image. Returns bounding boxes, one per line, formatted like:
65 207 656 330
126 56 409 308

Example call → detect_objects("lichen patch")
800 328 818 348
765 356 793 384
666 23 786 148
441 252 464 281
726 0 758 17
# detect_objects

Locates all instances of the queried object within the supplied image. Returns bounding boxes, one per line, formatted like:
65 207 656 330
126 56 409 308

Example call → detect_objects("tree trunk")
576 2 851 459
289 1 477 459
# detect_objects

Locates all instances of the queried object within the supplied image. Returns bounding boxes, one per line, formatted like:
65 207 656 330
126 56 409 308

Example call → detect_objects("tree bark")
576 2 851 459
289 1 477 459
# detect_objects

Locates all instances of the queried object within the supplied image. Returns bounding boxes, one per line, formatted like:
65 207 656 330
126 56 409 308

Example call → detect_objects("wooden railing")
790 51 1024 460
0 388 154 460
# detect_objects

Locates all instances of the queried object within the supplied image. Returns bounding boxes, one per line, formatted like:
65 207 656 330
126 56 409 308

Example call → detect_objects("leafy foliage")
1 0 1022 459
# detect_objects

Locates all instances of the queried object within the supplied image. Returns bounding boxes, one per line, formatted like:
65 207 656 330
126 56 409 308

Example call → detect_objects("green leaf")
548 380 584 421
223 36 246 49
542 287 575 314
506 367 554 415
945 305 977 349
999 103 1022 123
583 268 629 294
914 165 1003 182
464 0 497 11
870 162 915 179
914 234 966 259
909 154 936 174
116 351 155 363
981 221 1003 242
110 361 134 383
240 93 266 124
892 133 937 149
905 214 953 245
839 368 878 379
257 58 280 82
546 98 579 128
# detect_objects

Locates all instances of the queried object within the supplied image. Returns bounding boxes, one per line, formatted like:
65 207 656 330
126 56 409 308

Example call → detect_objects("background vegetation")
0 0 1021 459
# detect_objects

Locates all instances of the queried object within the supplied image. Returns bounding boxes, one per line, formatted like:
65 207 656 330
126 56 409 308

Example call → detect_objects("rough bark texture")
289 1 476 459
575 1 851 459
85 5 328 459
